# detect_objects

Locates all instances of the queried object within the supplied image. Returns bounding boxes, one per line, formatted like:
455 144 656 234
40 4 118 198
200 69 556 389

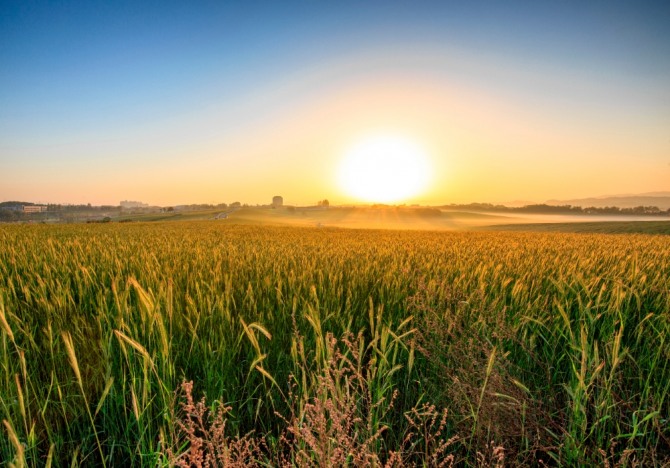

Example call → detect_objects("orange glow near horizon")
2 70 668 207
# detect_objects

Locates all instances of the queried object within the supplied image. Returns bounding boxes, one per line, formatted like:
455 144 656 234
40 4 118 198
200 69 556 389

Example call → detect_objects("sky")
1 0 669 206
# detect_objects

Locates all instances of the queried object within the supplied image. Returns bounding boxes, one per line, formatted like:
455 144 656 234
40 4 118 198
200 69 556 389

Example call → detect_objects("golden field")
0 222 668 466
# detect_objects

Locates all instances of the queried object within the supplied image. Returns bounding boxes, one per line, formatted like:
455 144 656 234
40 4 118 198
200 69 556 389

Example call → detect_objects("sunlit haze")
1 1 669 206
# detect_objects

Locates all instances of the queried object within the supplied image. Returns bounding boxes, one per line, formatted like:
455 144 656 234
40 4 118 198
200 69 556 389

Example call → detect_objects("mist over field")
207 206 670 232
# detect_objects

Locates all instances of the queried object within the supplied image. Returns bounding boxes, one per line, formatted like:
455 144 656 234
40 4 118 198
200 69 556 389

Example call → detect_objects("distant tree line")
0 210 23 221
441 203 670 216
0 202 124 222
3 200 668 223
0 202 122 212
49 204 121 212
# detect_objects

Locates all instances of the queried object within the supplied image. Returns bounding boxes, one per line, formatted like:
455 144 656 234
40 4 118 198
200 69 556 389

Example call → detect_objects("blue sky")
1 1 669 205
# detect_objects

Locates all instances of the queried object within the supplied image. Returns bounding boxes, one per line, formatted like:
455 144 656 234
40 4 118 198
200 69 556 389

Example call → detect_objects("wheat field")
0 222 668 466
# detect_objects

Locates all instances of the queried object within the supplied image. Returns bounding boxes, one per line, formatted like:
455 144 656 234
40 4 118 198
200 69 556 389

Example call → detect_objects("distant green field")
116 208 223 222
484 220 670 235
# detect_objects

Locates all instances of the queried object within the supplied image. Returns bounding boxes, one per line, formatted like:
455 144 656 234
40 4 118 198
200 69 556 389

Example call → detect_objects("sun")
338 134 431 203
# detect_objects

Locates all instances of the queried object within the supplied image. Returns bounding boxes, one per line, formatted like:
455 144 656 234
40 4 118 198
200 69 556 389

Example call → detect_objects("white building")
23 205 47 213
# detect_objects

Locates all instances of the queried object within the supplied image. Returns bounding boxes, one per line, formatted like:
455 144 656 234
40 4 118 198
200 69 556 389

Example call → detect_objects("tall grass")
0 223 668 465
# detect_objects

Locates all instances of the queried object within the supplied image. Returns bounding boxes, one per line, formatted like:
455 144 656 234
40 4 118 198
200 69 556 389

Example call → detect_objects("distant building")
120 200 148 209
272 196 283 208
23 205 47 213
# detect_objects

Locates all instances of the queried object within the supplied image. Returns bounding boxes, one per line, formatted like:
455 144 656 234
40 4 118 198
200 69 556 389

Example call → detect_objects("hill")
546 192 670 210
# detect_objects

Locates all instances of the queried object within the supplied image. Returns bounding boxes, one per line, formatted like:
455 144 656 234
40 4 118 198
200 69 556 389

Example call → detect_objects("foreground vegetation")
0 223 668 466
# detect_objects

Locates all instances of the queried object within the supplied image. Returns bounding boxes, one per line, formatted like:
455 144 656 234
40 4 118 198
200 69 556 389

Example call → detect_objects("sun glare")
338 134 431 203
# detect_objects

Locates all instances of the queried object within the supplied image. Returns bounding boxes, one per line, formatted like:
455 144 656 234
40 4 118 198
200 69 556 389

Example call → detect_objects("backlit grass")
0 222 668 465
